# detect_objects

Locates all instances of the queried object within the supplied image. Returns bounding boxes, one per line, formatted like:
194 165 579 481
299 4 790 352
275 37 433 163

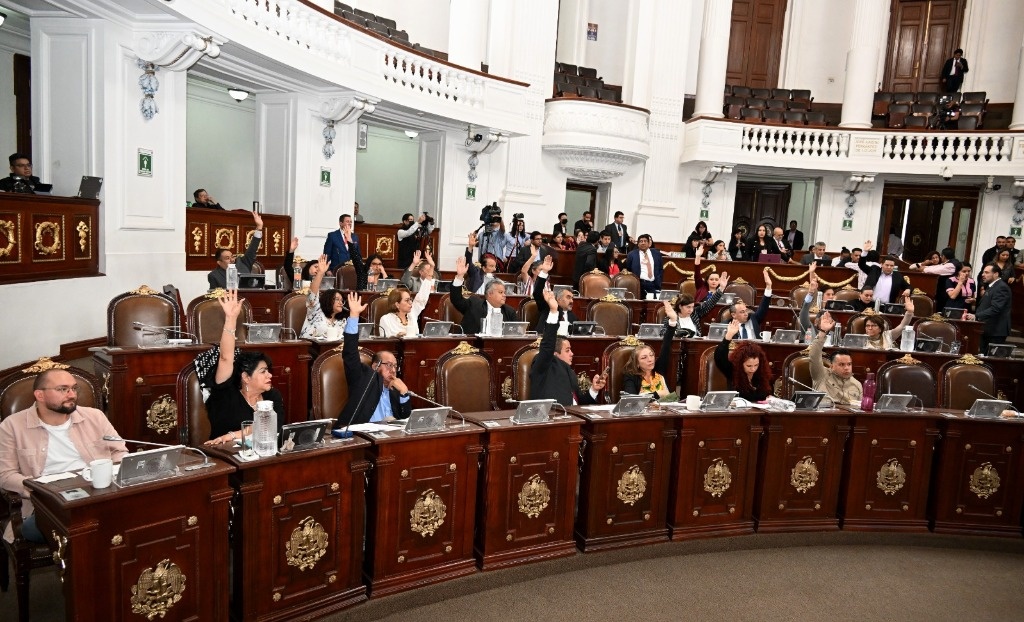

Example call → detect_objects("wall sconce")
227 88 249 102
842 173 876 219
698 164 734 211
0 12 8 27
404 130 419 139
464 126 507 154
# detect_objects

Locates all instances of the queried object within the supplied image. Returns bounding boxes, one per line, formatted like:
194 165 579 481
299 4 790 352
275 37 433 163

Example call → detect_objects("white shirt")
875 272 894 303
637 248 656 281
475 272 494 295
40 417 87 475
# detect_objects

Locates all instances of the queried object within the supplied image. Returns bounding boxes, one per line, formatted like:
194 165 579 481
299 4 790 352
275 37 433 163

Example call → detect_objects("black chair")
578 85 598 99
578 66 598 79
598 88 621 103
745 97 767 110
763 109 785 124
740 107 763 122
732 86 752 98
771 88 792 100
751 88 772 99
916 92 939 105
872 92 893 117
805 111 826 126
766 99 788 110
783 110 806 125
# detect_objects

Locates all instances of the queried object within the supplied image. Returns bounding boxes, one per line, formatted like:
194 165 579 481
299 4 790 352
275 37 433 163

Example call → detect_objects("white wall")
579 1 629 87
349 0 451 52
779 0 858 102
355 125 421 224
0 49 18 158
185 77 256 210
961 0 1024 102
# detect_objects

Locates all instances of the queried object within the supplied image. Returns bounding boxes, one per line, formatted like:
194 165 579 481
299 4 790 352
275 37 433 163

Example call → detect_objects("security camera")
993 183 1002 191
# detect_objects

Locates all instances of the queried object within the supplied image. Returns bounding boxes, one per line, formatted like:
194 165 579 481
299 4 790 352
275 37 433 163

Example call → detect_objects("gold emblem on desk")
0 217 18 259
790 456 819 493
449 341 480 356
518 474 551 518
618 335 642 347
22 357 69 374
76 220 89 252
146 395 178 435
286 516 329 571
616 465 647 506
410 489 447 537
969 462 1000 499
876 458 906 495
703 458 732 498
34 220 61 255
130 558 186 620
51 530 67 582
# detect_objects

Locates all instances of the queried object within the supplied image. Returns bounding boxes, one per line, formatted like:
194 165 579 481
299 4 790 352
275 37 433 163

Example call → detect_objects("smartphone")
252 201 260 212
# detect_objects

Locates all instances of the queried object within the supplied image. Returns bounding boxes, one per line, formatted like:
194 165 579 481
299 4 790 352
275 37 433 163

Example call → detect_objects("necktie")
741 325 748 339
617 225 622 244
642 252 652 279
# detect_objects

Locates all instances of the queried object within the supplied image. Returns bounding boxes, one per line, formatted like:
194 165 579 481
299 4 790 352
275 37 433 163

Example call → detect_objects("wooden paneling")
726 0 787 89
884 0 965 93
185 208 291 272
0 193 100 284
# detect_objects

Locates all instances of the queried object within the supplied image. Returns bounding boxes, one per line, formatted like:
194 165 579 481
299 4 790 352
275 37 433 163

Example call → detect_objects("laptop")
965 399 1015 419
116 445 184 486
570 321 597 336
552 284 575 298
606 287 627 300
841 334 869 349
637 323 666 339
875 393 914 413
613 394 652 417
377 278 402 291
435 280 453 293
792 391 826 410
987 344 1014 358
880 303 905 315
244 323 282 344
706 323 729 340
76 175 103 199
319 276 336 290
512 399 554 424
658 290 678 301
404 407 451 434
700 391 737 412
422 321 454 337
771 330 802 344
357 323 375 339
914 337 942 353
238 274 265 289
941 307 967 319
824 300 854 311
757 254 783 264
502 321 529 337
279 419 332 452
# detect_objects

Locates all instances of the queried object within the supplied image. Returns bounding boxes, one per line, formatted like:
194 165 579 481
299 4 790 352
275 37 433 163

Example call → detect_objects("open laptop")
502 321 529 337
404 407 450 434
238 274 265 289
435 280 453 293
914 337 942 353
637 323 666 339
880 302 905 315
613 394 652 417
422 321 453 337
570 321 597 336
941 307 967 319
117 445 184 486
719 293 736 306
279 419 332 452
875 393 915 413
841 333 869 349
706 323 729 340
606 287 627 300
76 175 103 199
377 278 401 291
357 323 375 339
792 391 826 410
771 329 802 344
824 300 854 311
987 344 1014 358
244 323 282 344
700 391 737 412
966 399 1015 419
512 399 554 424
658 290 678 301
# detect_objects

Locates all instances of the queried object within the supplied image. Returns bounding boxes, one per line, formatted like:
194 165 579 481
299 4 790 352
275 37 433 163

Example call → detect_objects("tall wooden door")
883 0 965 93
726 0 788 88
733 182 791 238
878 184 979 263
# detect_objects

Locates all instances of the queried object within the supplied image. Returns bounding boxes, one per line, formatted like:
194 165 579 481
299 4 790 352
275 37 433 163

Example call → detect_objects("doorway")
726 0 788 88
878 184 978 263
565 182 597 233
883 0 965 93
732 181 792 239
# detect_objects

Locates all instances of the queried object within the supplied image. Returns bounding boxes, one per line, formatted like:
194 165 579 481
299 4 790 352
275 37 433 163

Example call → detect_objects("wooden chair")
187 292 253 344
783 111 806 125
579 270 612 299
511 342 541 401
740 107 762 122
771 88 792 100
724 281 755 306
909 294 933 318
887 103 910 128
678 279 696 298
310 346 374 421
724 96 745 119
176 364 209 446
791 89 813 109
368 294 392 335
915 319 958 352
834 287 861 303
876 358 936 407
939 358 995 410
439 294 464 325
612 271 641 300
106 285 181 347
872 92 893 117
337 263 358 291
249 260 265 274
846 313 885 335
435 342 497 413
601 337 643 403
781 352 811 399
519 299 539 326
587 300 632 336
698 346 729 394
751 88 772 100
763 109 785 125
279 292 308 337
0 358 102 420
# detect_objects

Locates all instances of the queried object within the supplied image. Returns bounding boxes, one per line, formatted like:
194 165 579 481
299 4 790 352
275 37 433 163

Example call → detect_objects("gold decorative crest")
894 354 921 365
191 226 204 253
733 277 748 284
449 341 480 356
518 474 551 518
76 220 89 252
273 231 282 254
130 285 160 295
955 354 983 366
146 395 178 435
616 465 647 506
577 372 591 392
375 236 394 257
51 531 67 582
790 456 819 493
410 488 447 537
426 379 435 402
703 458 732 498
618 335 642 346
286 516 329 571
204 288 228 299
34 221 61 255
0 218 16 257
501 376 512 399
22 357 69 374
927 313 949 322
969 462 1000 499
876 458 906 496
600 294 620 302
130 559 186 620
215 227 235 249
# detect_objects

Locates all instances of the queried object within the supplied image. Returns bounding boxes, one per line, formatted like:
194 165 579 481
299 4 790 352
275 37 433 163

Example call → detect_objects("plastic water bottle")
489 307 503 336
861 373 876 412
226 263 239 290
252 400 278 457
901 326 915 352
804 328 813 343
293 265 302 291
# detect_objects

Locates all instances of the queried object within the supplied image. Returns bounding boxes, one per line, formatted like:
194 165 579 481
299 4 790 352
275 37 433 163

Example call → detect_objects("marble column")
1009 31 1024 130
838 0 889 128
692 0 733 119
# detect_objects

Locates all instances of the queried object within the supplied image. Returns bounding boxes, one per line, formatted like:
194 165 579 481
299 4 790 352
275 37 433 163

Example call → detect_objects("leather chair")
511 342 540 401
678 279 696 298
763 109 785 125
602 338 641 403
337 263 358 291
909 294 933 318
804 111 827 127
176 364 209 446
519 299 539 326
781 352 829 399
579 270 612 299
872 91 893 117
939 359 995 410
107 286 181 347
187 293 253 344
717 307 732 323
791 89 813 109
783 111 806 125
249 260 265 275
698 346 729 393
279 292 309 336
612 271 641 299
587 300 632 336
791 286 809 305
311 346 374 421
439 294 464 325
368 294 392 335
876 359 937 407
0 358 102 420
887 103 910 128
724 281 755 306
834 287 861 303
916 320 957 352
435 343 497 413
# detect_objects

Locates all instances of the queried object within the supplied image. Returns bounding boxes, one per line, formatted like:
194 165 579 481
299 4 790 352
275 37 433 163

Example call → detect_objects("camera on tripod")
480 202 502 225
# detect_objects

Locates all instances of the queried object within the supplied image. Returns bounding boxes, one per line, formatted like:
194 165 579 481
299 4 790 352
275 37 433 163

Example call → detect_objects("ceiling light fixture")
404 130 419 139
227 88 249 102
0 12 7 27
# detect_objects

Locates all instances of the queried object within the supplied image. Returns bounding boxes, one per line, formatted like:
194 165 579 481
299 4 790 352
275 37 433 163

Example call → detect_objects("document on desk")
347 422 405 432
35 472 79 484
580 404 617 412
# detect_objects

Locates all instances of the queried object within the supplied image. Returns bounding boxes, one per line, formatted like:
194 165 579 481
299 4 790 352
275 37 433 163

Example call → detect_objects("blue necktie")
741 325 748 340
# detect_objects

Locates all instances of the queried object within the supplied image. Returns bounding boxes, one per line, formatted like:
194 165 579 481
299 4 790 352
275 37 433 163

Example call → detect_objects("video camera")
480 202 502 225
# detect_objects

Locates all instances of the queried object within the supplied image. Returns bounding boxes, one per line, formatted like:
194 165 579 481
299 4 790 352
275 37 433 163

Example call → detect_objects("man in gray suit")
966 263 1012 354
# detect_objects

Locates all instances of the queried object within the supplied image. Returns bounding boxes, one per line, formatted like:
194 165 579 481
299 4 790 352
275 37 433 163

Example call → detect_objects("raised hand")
217 289 243 320
725 319 741 340
591 371 607 392
289 236 299 253
542 254 554 273
468 233 478 248
809 274 819 293
252 210 264 230
347 292 365 318
411 250 421 268
763 267 773 288
454 255 469 278
663 299 678 321
905 298 915 314
695 244 705 258
316 254 328 276
863 239 873 251
818 311 835 332
718 272 730 290
542 288 558 311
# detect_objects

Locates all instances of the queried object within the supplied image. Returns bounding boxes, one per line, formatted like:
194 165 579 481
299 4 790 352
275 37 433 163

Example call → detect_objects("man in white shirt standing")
625 234 664 298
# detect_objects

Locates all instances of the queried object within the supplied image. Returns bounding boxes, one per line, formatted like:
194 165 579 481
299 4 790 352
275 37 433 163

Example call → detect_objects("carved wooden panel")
184 209 291 271
884 0 965 92
0 193 99 283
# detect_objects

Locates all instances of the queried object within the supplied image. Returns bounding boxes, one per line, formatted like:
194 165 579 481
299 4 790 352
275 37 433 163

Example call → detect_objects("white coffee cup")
686 394 702 411
646 292 655 300
87 458 113 489
761 331 771 342
325 325 342 341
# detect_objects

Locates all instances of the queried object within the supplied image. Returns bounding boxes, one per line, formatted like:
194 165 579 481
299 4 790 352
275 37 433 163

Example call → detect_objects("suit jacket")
604 223 630 250
771 237 795 262
940 56 968 91
533 274 579 330
858 257 911 303
974 278 1012 337
573 219 593 235
464 247 488 294
450 281 518 334
739 292 772 336
552 222 568 237
508 244 553 275
335 329 410 428
529 320 601 406
785 229 804 253
323 230 362 272
624 248 664 288
207 230 262 289
573 242 598 285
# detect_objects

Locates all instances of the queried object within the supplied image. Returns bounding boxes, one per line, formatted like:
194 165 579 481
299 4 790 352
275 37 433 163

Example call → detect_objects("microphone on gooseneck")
334 362 382 439
406 390 467 429
968 384 998 400
102 436 214 470
787 376 835 408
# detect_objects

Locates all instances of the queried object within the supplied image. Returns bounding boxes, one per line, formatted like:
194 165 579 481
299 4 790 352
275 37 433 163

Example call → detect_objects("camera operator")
397 212 435 268
506 214 529 263
477 203 512 269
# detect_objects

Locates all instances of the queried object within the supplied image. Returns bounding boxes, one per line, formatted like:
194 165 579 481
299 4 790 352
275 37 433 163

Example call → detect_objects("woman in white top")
378 282 433 338
863 297 915 350
300 255 346 339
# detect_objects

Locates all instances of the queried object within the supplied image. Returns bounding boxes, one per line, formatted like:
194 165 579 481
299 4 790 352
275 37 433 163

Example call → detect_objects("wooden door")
733 182 791 238
726 0 788 89
883 0 965 93
878 184 979 263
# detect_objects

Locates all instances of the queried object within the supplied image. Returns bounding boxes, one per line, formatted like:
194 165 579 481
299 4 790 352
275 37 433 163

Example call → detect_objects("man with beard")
0 369 128 542
397 212 435 268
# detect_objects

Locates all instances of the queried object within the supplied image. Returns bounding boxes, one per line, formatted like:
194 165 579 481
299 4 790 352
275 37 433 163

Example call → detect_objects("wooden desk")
239 287 289 323
462 410 583 570
568 406 677 551
207 439 373 620
0 192 100 285
358 421 485 596
185 208 290 272
27 458 235 621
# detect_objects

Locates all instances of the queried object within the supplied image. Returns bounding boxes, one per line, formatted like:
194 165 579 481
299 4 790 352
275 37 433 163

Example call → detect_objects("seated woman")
745 224 772 261
623 301 678 397
669 274 728 338
205 289 285 444
299 255 346 339
709 239 731 262
283 236 329 287
690 220 713 244
549 231 568 251
714 320 773 402
692 244 726 301
401 249 437 293
364 253 389 290
863 297 915 350
944 262 976 313
378 283 432 338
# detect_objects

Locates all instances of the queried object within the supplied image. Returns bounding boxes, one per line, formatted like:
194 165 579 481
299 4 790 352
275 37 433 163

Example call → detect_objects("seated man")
625 234 664 298
533 255 578 333
400 249 436 294
809 312 863 405
530 289 607 406
729 268 773 338
334 292 412 427
208 210 263 290
0 369 128 542
800 241 830 266
0 153 47 194
191 188 223 209
451 256 518 334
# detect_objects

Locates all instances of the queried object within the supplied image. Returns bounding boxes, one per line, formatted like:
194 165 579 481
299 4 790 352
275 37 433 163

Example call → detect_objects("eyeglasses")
377 361 398 370
370 262 383 267
42 385 79 395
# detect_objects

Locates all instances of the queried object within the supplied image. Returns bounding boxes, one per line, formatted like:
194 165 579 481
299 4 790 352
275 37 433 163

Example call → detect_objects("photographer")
477 204 512 269
397 212 435 268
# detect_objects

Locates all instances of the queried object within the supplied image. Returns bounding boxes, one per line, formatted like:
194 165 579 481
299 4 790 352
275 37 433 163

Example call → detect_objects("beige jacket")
809 331 864 405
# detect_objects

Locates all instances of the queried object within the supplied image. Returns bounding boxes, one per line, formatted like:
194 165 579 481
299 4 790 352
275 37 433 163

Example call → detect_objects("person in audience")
710 239 731 261
507 218 530 261
623 300 678 397
682 235 704 259
464 233 500 294
728 228 746 261
887 228 905 257
363 254 388 290
397 212 434 268
859 254 909 303
401 249 437 293
595 231 616 272
520 258 548 296
670 276 727 337
324 213 361 272
810 312 863 405
689 220 713 244
692 244 725 301
607 246 628 277
940 48 969 93
0 153 45 194
604 211 632 250
563 230 578 251
573 211 594 235
530 289 606 406
283 236 331 290
550 231 568 250
300 256 347 339
990 249 1017 285
553 212 569 237
625 234 664 298
863 296 915 350
944 262 976 313
191 188 222 209
801 242 830 265
849 242 879 288
1006 236 1020 264
980 236 1007 266
533 255 577 332
0 368 129 543
830 247 852 268
967 263 1012 353
771 227 799 263
786 220 804 253
208 210 263 290
334 292 412 426
714 320 773 403
728 268 773 338
205 289 285 443
909 248 958 276
508 230 551 274
745 224 772 260
478 218 512 268
353 201 364 223
574 229 587 246
573 230 601 286
850 286 874 313
378 283 431 338
451 256 518 334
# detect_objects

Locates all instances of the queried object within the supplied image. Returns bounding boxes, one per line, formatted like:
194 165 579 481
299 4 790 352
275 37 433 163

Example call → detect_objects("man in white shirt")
625 234 664 298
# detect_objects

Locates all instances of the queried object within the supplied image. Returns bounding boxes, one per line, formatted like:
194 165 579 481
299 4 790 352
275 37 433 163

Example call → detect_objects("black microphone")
906 393 926 412
102 436 214 470
406 390 467 428
334 361 382 439
968 384 999 400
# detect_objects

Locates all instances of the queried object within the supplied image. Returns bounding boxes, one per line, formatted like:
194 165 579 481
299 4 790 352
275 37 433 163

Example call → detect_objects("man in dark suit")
323 213 362 271
729 268 774 338
0 153 47 194
552 212 569 237
573 211 594 236
624 234 664 298
207 210 263 290
451 256 518 334
530 289 606 406
603 211 632 251
533 255 578 331
940 48 969 93
785 220 804 254
334 293 412 428
191 188 223 209
967 263 1012 353
507 231 552 274
573 231 601 286
771 227 800 264
464 233 500 295
858 254 910 303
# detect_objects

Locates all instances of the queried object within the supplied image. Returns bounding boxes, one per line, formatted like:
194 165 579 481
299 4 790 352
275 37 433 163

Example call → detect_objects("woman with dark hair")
669 272 728 337
300 255 346 338
714 320 773 402
945 262 976 312
623 301 678 397
710 239 731 261
728 228 746 261
549 231 567 250
378 284 430 338
204 289 285 444
682 235 704 259
863 297 914 350
744 224 772 261
692 244 728 302
364 253 389 289
508 218 529 260
690 220 713 242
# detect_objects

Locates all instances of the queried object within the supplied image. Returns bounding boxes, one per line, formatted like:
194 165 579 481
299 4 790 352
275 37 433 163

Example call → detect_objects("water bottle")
489 307 503 337
293 265 302 291
226 263 239 290
804 328 813 344
861 372 876 412
252 400 278 457
874 298 881 312
900 326 915 352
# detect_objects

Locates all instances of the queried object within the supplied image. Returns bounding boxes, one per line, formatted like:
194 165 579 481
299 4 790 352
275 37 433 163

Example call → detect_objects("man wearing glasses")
208 210 264 290
0 369 128 543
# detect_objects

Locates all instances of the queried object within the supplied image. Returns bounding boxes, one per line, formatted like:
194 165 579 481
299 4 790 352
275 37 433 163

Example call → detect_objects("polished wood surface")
26 458 235 621
0 192 100 284
185 208 291 272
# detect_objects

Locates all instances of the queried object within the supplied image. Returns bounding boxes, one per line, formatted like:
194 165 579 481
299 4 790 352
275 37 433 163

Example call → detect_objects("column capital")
320 96 379 124
133 31 226 71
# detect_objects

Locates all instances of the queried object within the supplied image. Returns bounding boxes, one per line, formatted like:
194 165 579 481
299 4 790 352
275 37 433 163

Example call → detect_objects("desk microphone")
421 317 465 335
906 393 926 412
504 399 572 420
333 365 382 439
102 436 214 470
131 321 197 343
405 390 467 428
787 376 835 408
968 384 998 400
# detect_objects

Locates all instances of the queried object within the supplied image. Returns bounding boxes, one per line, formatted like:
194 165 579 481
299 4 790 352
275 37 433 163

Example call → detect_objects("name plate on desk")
117 445 184 486
404 407 450 434
512 399 554 424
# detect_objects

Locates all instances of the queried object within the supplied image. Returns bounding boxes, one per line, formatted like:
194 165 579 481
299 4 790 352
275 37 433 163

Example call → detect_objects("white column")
555 0 590 66
838 0 889 128
1009 32 1024 130
692 0 732 119
447 0 489 70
